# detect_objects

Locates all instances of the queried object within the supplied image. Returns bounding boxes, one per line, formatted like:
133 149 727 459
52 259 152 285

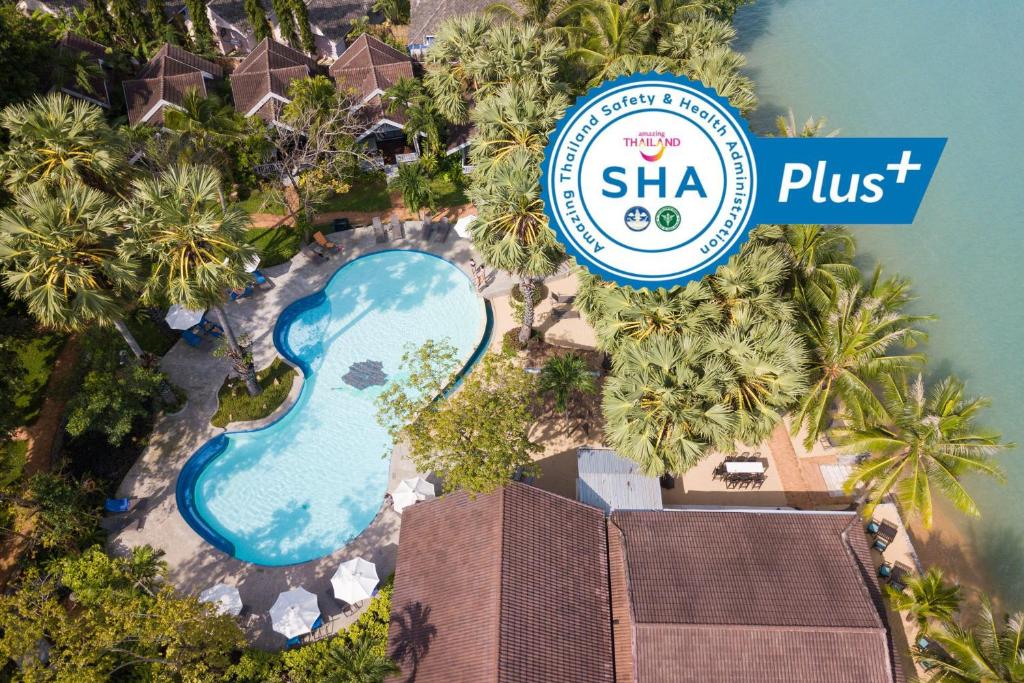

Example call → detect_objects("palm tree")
794 269 932 448
0 92 125 193
681 44 758 115
569 0 652 86
775 109 839 138
163 89 243 170
585 280 717 352
918 600 1024 682
327 637 400 683
780 225 860 315
389 162 436 222
836 372 1010 527
539 352 596 412
0 182 144 357
51 48 105 99
603 334 734 476
470 79 568 169
122 165 262 395
885 567 961 632
468 148 564 344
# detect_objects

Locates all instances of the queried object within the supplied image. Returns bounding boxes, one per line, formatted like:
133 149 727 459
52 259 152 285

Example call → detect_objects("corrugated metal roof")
576 448 662 514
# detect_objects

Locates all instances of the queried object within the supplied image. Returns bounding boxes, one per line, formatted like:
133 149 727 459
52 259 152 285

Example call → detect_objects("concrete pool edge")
174 249 494 567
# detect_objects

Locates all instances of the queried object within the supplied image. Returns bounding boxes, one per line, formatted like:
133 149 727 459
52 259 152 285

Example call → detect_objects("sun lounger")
229 286 253 302
200 318 223 337
373 217 388 244
887 562 912 592
551 292 577 305
389 215 404 240
252 270 273 290
866 519 881 534
313 231 340 252
181 330 203 347
432 217 451 242
105 497 142 513
553 306 580 320
873 520 898 550
308 243 329 261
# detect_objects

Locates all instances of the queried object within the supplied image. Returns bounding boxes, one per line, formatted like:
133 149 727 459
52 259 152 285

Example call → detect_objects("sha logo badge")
541 73 756 289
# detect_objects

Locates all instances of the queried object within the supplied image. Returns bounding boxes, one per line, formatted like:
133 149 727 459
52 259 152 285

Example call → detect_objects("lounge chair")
313 231 340 252
373 217 388 244
229 285 253 302
389 215 404 240
200 318 223 337
551 292 577 305
866 519 881 534
875 520 898 546
105 497 141 513
552 306 580 320
252 270 273 290
432 217 451 243
888 562 912 592
308 243 329 262
181 330 203 348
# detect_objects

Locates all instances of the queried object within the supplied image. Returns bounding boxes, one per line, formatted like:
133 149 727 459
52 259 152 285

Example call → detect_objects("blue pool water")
177 251 489 565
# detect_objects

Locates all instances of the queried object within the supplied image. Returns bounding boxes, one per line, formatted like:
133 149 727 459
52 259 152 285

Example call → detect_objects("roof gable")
123 45 215 125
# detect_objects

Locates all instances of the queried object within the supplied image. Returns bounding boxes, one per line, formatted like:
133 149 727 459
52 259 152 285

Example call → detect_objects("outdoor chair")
313 231 340 252
199 318 223 337
373 217 388 244
105 497 143 514
252 270 273 290
433 217 451 242
551 292 577 305
389 216 404 240
422 221 435 241
553 306 580 320
866 519 881 535
888 562 912 592
308 243 329 262
229 286 253 302
181 330 203 348
712 463 726 479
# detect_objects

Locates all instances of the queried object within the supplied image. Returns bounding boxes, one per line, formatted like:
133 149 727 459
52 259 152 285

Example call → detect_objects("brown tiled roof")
387 483 614 683
56 33 111 108
123 44 221 125
408 1 518 46
329 33 413 99
610 510 903 683
230 39 318 121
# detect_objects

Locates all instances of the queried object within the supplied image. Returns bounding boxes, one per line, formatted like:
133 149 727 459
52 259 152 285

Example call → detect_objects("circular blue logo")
624 206 651 231
540 73 758 289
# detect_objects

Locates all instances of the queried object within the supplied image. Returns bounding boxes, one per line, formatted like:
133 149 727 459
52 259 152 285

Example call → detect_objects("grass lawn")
12 333 66 425
211 358 297 428
125 316 178 357
430 176 469 207
237 189 288 215
320 179 392 213
245 226 302 268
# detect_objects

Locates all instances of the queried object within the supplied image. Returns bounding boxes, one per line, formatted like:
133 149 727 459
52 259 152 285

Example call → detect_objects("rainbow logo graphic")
639 141 666 162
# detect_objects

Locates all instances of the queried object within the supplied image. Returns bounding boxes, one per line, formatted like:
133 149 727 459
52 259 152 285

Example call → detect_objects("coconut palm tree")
0 182 144 357
327 637 400 683
775 108 839 138
0 92 125 193
163 89 242 169
918 599 1024 682
780 225 860 316
794 268 932 448
603 333 734 476
539 352 596 412
389 162 436 222
121 165 262 395
468 148 564 344
656 10 736 59
885 567 961 632
836 372 1010 527
569 0 652 86
681 44 757 115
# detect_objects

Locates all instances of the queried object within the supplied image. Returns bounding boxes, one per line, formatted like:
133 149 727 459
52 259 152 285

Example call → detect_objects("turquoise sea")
734 0 1024 607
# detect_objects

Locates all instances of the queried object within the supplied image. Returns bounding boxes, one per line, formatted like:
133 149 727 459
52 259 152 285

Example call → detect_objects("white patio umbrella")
269 587 320 639
164 304 205 330
243 254 261 273
331 558 379 604
392 476 436 513
199 583 243 616
453 214 477 238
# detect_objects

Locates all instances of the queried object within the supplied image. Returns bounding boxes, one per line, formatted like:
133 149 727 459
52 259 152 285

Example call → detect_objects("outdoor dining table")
724 460 766 474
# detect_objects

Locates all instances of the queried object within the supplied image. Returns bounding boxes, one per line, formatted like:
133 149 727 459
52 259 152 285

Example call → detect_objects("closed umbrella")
453 214 477 238
392 476 435 513
164 305 205 330
243 254 261 273
331 558 379 604
269 587 320 639
199 583 243 616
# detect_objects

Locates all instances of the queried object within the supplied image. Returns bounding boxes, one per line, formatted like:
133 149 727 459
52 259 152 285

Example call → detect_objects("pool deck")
108 223 519 649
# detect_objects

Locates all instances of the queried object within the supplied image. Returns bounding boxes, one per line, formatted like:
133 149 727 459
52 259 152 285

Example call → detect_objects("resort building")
54 34 112 110
387 482 905 682
329 34 415 154
576 448 663 514
230 38 321 124
122 44 224 126
407 0 516 56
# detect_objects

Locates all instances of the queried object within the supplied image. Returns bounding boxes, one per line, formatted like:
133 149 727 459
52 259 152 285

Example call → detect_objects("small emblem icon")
655 206 681 231
624 206 651 231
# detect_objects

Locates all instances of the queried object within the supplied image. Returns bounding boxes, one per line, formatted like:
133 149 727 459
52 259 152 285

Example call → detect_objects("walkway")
108 223 513 649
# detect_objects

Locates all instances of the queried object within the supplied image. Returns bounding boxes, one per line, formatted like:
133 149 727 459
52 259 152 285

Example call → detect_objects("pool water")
178 251 488 565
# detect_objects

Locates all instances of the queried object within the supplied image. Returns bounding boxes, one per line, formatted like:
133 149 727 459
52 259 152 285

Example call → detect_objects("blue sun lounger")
105 497 135 513
182 330 203 347
229 286 254 302
285 615 323 648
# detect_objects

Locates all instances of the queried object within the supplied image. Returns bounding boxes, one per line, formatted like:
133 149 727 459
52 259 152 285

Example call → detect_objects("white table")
724 460 765 474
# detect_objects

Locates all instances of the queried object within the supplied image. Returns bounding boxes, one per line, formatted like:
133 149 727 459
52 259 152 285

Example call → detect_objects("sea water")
734 0 1024 608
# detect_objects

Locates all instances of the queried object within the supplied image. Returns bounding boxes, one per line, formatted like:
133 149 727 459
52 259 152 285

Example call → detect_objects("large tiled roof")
56 33 111 108
122 44 217 125
230 39 317 121
387 483 614 683
305 0 373 42
408 0 516 45
609 509 903 683
329 33 413 98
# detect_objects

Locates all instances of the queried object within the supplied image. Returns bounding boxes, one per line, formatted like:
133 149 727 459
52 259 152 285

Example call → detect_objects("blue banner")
750 137 947 224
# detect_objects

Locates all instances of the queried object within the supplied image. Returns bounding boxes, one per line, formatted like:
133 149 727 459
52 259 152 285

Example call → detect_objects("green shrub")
211 358 297 427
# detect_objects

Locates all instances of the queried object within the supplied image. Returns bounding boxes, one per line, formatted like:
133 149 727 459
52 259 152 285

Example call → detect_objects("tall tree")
837 372 1010 528
290 0 317 54
245 0 273 41
0 93 125 194
538 352 596 412
0 6 54 109
389 162 435 222
376 340 541 494
794 268 932 447
122 165 263 394
917 599 1024 682
0 183 145 357
185 0 216 51
326 636 400 683
885 567 961 632
271 0 298 47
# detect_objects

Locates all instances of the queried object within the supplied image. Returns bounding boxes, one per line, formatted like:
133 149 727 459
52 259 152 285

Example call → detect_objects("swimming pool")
176 250 490 565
